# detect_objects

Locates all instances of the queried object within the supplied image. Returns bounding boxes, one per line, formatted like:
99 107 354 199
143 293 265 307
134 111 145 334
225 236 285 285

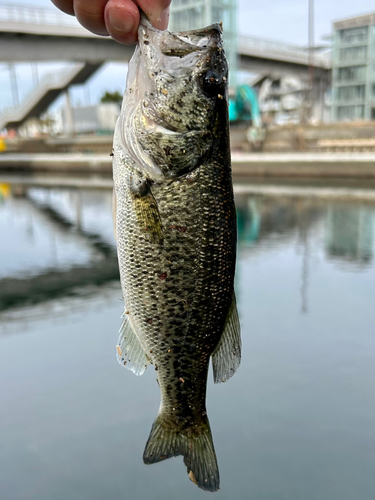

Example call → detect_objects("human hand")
51 0 172 44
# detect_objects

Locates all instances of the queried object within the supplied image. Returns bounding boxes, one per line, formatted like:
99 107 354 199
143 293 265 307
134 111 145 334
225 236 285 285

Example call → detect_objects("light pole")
8 63 19 108
308 0 315 119
32 63 39 86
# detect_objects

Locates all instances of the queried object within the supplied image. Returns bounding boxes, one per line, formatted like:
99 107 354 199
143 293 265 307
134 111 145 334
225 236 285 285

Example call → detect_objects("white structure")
18 103 120 137
255 75 331 124
60 103 120 135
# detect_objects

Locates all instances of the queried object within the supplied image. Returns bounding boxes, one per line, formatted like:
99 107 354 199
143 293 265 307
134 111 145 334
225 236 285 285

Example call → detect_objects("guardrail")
0 2 78 26
0 2 330 65
0 64 84 129
238 34 310 58
238 34 331 67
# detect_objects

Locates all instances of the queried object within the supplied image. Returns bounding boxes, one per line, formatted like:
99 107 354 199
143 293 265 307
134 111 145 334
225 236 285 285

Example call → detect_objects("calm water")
0 181 374 500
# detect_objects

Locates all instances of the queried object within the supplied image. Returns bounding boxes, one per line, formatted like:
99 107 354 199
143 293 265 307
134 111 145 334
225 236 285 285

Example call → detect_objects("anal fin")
212 293 241 384
116 311 149 376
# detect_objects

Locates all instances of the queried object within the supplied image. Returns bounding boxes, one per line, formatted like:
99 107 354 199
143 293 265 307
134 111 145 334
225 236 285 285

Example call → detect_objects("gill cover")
115 16 228 181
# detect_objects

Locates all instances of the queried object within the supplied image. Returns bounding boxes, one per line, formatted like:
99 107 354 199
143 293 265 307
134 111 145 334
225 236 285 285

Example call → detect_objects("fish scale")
112 15 241 493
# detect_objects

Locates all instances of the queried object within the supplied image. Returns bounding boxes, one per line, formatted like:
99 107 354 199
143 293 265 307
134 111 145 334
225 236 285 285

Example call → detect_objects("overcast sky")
238 0 374 45
7 0 374 43
1 0 375 112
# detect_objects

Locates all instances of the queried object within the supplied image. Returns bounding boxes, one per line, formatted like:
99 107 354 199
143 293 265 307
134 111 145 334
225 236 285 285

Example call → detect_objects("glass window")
339 26 368 44
339 45 367 62
170 7 205 31
337 85 366 101
337 66 366 82
337 104 365 120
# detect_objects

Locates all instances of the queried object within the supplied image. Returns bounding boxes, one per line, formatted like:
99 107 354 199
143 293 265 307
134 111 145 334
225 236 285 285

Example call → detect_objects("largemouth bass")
112 15 241 493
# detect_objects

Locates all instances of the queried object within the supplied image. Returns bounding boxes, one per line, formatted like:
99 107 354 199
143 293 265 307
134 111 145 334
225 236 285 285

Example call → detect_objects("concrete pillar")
64 88 74 136
8 63 19 107
32 63 39 86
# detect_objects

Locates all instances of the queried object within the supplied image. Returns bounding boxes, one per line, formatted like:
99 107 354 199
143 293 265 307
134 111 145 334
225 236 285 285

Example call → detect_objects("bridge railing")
238 35 309 57
1 69 67 114
0 64 84 129
0 2 331 67
238 34 331 67
0 2 78 26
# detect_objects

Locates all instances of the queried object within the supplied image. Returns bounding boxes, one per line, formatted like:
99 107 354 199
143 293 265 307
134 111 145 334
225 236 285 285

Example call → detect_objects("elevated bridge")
0 3 331 129
0 3 330 69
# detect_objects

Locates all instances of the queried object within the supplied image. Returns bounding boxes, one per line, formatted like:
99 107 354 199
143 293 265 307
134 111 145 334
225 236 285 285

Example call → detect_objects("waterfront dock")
2 152 375 203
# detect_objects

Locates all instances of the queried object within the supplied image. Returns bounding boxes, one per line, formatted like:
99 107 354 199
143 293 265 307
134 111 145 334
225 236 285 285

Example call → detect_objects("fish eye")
201 70 223 97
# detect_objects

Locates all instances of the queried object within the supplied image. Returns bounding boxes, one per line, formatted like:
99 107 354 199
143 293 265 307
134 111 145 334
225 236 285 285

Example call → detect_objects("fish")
112 15 241 493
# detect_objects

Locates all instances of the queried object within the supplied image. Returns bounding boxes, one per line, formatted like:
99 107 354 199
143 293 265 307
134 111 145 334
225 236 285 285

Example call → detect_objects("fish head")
116 18 229 181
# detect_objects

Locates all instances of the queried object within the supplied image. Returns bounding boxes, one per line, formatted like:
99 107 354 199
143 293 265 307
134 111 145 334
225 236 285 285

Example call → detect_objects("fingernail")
151 7 170 31
159 7 170 31
108 9 135 33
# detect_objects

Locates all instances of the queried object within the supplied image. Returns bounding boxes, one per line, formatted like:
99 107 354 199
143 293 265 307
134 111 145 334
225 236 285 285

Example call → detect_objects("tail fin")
143 414 220 492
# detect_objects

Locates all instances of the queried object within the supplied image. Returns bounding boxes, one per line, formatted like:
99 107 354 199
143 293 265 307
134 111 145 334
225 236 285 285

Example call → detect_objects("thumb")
137 0 172 31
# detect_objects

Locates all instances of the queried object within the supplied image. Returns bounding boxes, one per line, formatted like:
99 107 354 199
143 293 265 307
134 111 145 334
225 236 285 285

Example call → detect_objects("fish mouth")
161 24 224 55
140 15 223 56
175 23 223 46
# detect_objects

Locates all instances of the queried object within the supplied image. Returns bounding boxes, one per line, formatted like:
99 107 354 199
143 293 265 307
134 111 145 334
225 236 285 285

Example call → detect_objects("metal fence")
0 64 83 129
0 2 78 26
238 35 310 58
0 2 326 65
238 34 331 68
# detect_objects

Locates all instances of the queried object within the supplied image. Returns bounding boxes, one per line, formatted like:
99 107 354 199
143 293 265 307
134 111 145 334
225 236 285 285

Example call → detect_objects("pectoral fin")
212 293 241 384
116 311 149 376
132 192 163 244
130 178 163 244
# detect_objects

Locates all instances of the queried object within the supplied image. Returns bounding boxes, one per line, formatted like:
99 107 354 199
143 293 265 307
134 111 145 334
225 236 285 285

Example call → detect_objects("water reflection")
0 185 118 311
237 193 375 267
326 205 374 267
236 194 324 251
236 194 375 315
1 181 375 499
1 184 375 312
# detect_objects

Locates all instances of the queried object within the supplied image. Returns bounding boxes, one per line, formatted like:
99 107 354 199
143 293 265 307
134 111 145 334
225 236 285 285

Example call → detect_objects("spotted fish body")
112 16 241 493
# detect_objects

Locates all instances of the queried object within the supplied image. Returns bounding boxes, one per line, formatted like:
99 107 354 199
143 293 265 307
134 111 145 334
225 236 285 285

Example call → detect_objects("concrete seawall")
231 153 375 178
1 152 375 178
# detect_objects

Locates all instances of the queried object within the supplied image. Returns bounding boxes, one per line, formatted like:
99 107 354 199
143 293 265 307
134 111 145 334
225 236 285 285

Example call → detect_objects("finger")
137 0 172 30
73 0 109 36
104 0 140 44
51 0 75 16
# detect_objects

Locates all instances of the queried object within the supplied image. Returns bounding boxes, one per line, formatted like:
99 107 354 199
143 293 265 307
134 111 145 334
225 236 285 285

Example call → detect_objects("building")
169 0 237 88
326 206 374 266
60 103 120 135
17 102 121 137
331 12 375 121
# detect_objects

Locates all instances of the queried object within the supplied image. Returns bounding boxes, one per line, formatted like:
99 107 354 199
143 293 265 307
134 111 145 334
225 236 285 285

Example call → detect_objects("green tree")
100 91 123 104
